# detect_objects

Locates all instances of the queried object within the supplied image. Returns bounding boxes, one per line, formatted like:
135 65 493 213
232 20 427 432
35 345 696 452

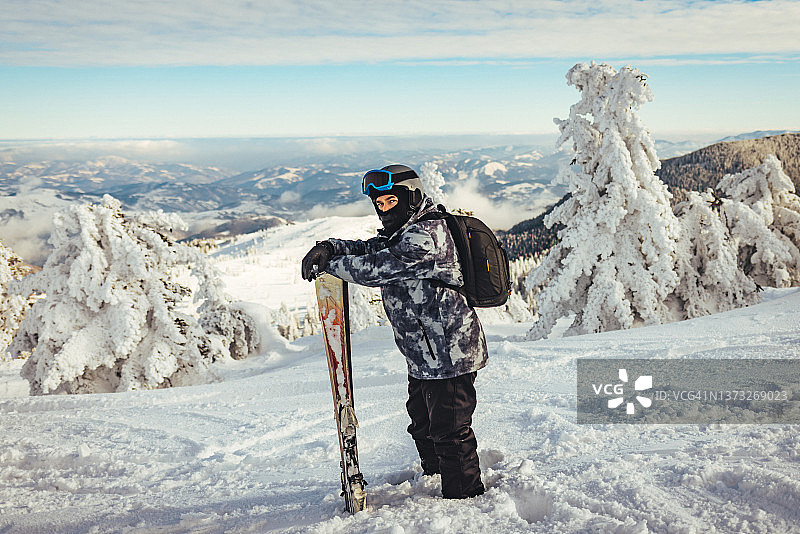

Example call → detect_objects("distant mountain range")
2 132 796 264
0 142 571 263
0 144 567 214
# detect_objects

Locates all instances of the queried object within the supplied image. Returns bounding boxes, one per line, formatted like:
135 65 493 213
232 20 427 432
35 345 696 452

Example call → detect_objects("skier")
301 164 487 499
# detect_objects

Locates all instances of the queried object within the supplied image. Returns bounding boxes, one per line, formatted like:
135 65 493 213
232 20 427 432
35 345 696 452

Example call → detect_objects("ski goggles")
361 169 418 195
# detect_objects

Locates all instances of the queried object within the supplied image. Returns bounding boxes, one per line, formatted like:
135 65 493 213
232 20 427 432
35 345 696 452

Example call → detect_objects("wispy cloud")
1 0 798 66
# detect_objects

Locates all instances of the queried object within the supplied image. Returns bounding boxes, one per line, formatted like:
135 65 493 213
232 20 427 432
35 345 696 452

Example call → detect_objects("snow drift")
1 213 798 533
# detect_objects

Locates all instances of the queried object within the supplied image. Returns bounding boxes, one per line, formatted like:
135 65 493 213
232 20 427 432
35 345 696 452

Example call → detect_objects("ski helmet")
362 164 424 209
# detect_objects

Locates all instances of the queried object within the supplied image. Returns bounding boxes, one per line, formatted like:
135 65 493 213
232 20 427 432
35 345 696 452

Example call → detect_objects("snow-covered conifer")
193 256 261 360
672 191 759 318
8 195 258 395
1 240 34 358
509 255 541 297
419 161 448 206
303 298 320 336
475 291 535 325
348 284 386 332
717 196 796 288
717 155 800 286
273 302 302 341
199 302 260 360
527 62 681 339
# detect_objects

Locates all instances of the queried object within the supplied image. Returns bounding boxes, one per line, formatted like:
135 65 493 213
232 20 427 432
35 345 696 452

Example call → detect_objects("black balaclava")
371 185 415 236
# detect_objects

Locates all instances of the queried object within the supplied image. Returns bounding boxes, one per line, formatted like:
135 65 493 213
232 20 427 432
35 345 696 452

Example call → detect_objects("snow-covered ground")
1 216 799 533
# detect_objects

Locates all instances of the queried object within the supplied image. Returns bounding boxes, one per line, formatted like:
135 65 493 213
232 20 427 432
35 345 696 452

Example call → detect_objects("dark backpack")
418 205 512 308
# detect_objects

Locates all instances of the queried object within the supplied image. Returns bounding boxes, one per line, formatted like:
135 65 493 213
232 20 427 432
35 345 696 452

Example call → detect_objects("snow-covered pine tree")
510 255 541 295
273 302 302 341
716 198 796 289
419 161 448 206
191 249 261 361
348 284 386 332
527 62 681 339
1 240 34 358
303 298 320 337
9 195 259 395
672 190 759 318
716 155 800 286
475 291 535 325
198 299 261 361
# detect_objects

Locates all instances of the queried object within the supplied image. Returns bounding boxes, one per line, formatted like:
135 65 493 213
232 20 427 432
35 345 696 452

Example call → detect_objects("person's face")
375 194 399 212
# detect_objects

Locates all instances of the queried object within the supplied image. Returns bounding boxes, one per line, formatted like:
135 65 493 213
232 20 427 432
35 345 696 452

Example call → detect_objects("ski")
314 273 367 514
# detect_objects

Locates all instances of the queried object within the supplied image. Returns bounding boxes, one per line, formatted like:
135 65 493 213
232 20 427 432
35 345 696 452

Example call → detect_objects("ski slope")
1 216 799 533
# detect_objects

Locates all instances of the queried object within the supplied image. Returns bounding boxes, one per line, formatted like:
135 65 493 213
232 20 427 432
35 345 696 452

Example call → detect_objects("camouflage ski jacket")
325 196 488 380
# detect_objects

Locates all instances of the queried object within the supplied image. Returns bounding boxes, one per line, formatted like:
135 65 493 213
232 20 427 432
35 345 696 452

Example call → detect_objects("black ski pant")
406 372 485 499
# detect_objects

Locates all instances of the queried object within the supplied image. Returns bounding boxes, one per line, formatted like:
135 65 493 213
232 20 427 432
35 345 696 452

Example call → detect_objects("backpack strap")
414 204 449 223
383 204 466 295
428 277 468 296
412 205 468 295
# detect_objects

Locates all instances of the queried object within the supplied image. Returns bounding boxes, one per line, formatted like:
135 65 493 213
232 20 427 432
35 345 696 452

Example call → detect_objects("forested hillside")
501 133 800 261
659 133 800 203
498 198 563 261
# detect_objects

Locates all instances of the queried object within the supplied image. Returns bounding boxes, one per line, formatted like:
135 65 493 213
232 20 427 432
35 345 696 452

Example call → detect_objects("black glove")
301 241 334 281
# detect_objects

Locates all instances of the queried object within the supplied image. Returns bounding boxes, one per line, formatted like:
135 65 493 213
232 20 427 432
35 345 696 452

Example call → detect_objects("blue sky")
1 0 798 140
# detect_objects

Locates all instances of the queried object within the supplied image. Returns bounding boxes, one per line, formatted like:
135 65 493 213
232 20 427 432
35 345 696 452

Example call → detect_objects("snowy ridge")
717 130 799 143
1 213 799 533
